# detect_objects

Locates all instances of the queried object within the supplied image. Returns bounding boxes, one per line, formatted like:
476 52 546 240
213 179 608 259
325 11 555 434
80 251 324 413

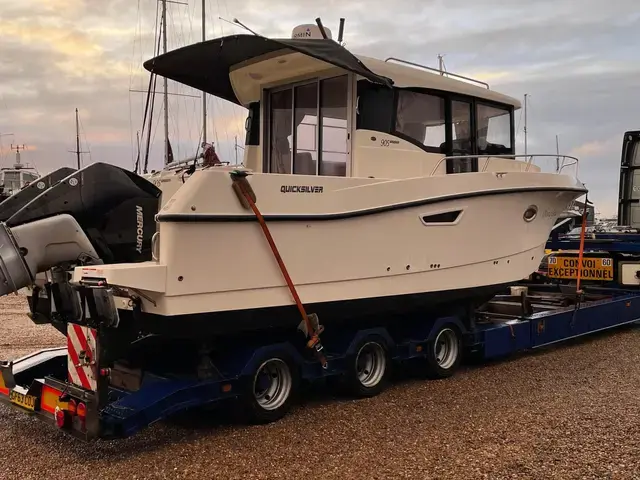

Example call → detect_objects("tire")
242 353 298 424
424 323 463 379
344 335 391 398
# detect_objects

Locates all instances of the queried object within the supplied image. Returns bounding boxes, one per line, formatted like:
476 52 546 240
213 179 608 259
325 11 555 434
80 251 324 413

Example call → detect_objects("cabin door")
263 74 353 177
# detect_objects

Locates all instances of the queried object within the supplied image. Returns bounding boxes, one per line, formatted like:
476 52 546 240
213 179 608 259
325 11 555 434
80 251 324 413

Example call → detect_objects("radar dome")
291 24 332 40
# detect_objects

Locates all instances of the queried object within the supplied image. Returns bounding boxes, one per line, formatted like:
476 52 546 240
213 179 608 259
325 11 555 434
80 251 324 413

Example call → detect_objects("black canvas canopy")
142 34 393 106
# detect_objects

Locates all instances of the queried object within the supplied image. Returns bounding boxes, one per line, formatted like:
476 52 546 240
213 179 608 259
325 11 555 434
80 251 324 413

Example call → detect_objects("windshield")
395 90 446 151
23 172 38 183
2 172 21 193
476 103 512 155
393 90 514 158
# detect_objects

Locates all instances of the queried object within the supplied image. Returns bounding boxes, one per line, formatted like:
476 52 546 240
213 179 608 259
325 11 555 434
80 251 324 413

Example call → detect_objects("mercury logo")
136 206 144 254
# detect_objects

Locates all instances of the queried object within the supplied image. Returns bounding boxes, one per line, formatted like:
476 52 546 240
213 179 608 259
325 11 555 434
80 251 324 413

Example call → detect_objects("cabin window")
294 83 319 175
320 75 349 176
476 103 511 155
245 102 260 146
356 82 394 133
269 90 293 174
448 100 476 173
2 172 20 192
387 88 515 161
451 100 472 155
395 91 446 152
23 172 38 183
266 74 349 176
630 139 640 167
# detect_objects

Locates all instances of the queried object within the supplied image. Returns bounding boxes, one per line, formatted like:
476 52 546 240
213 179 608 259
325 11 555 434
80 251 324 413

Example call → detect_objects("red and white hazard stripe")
67 323 97 391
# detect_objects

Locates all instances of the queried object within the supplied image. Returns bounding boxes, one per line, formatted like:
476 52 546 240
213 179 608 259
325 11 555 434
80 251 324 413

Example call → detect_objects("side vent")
421 210 462 224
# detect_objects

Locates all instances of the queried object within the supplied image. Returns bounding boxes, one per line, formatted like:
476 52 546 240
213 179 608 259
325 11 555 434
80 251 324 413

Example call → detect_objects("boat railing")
429 154 579 177
156 156 235 173
384 57 491 90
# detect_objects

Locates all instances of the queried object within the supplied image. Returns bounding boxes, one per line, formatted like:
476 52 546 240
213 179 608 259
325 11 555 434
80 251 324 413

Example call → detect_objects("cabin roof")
143 34 392 105
144 33 520 108
356 55 521 108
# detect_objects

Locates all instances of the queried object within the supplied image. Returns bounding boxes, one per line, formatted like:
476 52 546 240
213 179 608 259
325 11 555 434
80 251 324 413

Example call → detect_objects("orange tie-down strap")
230 171 327 368
575 194 589 294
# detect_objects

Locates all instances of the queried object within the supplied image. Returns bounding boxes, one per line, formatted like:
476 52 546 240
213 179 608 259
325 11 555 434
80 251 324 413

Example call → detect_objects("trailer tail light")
54 407 67 428
67 399 77 416
76 402 87 425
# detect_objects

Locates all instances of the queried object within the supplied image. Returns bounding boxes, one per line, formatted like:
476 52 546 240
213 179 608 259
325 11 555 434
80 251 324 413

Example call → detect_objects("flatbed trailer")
2 283 640 441
544 235 640 289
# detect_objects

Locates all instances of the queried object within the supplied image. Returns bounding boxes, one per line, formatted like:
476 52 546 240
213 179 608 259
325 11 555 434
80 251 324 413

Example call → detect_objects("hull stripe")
156 186 586 223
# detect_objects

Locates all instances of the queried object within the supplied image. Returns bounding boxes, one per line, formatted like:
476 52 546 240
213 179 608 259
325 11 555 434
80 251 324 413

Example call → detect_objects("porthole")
523 205 538 222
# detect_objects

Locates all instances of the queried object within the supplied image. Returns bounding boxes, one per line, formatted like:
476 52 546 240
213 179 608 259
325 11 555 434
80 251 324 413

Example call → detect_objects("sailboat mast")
70 108 89 169
75 108 81 169
555 134 560 172
162 0 169 165
202 0 207 144
523 93 528 158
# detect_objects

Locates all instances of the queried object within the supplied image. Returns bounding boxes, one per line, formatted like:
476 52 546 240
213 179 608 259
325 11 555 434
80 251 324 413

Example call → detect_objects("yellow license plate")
9 390 37 411
547 256 614 281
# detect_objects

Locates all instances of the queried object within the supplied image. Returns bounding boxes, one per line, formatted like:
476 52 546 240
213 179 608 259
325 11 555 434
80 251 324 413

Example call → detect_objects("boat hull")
80 170 585 323
128 281 513 338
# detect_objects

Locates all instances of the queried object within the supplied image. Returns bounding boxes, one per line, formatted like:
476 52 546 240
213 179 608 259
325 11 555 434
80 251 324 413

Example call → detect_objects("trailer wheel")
424 324 462 379
243 355 298 424
345 336 390 397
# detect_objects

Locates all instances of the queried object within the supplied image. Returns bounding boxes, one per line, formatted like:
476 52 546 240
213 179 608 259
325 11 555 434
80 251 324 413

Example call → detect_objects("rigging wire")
78 115 93 165
141 8 163 174
147 97 164 170
143 70 160 173
128 0 143 170
135 2 160 173
515 107 523 140
216 0 224 35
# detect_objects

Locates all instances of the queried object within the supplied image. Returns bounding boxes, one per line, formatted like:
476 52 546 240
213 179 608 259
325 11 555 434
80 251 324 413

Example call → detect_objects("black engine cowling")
7 162 161 264
0 167 76 222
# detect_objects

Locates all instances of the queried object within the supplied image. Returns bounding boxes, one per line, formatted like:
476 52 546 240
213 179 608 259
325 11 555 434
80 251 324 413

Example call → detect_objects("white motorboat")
0 146 40 202
0 22 585 337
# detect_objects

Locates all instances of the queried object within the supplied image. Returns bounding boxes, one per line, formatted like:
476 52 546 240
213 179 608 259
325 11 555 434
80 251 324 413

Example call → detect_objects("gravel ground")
1 294 640 480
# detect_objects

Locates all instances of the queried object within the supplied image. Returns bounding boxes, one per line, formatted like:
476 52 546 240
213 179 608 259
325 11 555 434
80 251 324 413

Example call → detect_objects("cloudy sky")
1 0 638 215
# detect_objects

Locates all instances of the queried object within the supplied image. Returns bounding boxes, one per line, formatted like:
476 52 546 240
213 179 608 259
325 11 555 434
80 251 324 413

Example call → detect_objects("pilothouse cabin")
146 23 525 181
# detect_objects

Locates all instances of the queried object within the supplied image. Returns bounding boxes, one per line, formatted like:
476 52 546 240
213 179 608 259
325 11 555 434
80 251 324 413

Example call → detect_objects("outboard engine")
0 162 161 298
0 167 77 328
0 167 76 221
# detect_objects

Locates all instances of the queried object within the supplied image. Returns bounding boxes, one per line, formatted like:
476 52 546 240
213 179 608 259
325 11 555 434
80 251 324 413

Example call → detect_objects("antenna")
315 18 329 39
11 143 27 166
226 17 261 36
337 18 345 44
69 108 90 169
437 54 445 75
219 16 267 37
11 144 26 152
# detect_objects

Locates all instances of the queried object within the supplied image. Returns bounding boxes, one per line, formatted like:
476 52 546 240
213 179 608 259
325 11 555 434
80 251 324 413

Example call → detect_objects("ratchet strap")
230 170 327 368
575 193 589 295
